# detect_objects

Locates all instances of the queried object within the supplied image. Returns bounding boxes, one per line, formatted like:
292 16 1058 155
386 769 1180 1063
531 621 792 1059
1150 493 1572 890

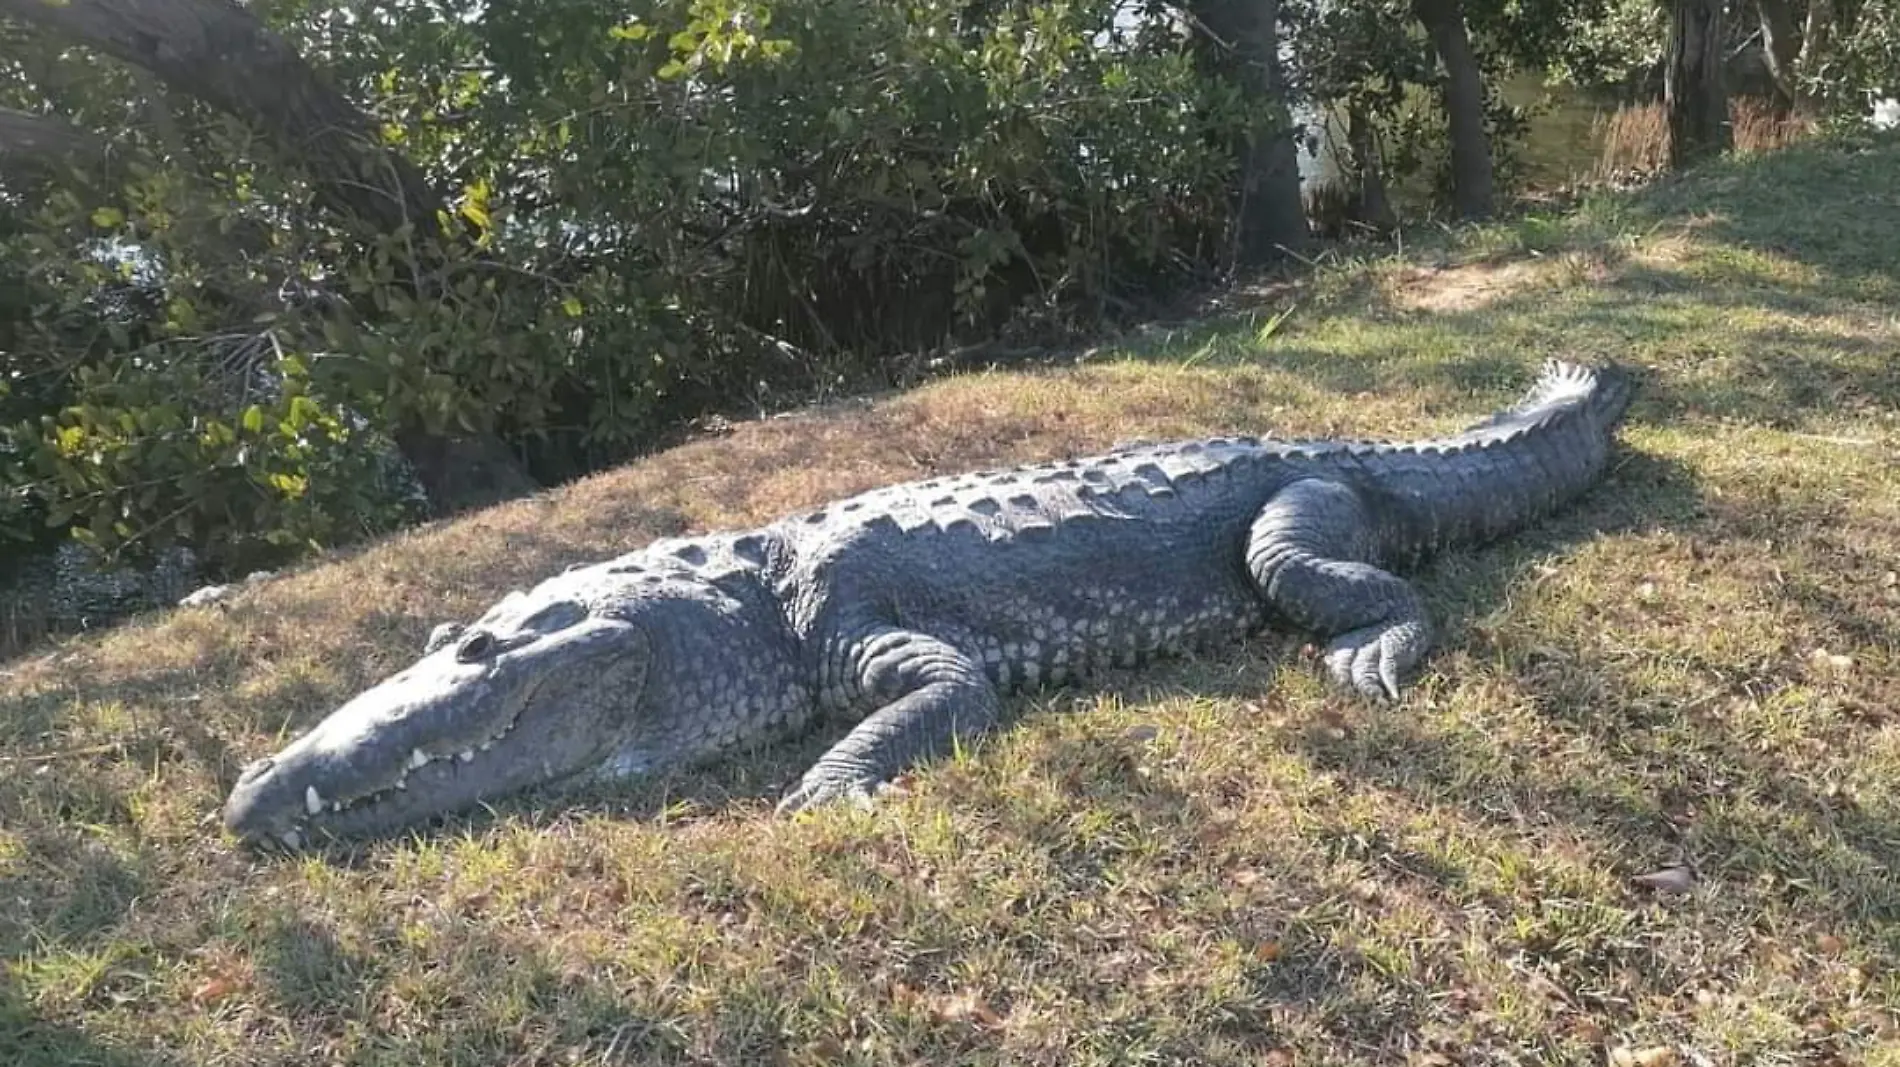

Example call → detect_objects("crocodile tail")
1364 360 1636 562
1467 359 1634 439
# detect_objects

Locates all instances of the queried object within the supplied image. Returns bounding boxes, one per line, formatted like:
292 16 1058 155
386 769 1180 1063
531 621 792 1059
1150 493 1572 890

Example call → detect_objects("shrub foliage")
1 0 1248 572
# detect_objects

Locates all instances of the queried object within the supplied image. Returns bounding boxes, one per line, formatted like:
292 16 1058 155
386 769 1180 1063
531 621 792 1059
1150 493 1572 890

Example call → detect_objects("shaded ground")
3 132 1898 1066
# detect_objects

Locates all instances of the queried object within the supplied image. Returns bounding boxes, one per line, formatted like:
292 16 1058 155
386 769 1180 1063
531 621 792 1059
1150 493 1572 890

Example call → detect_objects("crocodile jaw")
222 616 650 846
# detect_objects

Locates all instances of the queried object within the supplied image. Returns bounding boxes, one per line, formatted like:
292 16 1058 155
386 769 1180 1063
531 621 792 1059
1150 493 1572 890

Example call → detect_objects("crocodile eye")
454 630 497 663
424 621 464 655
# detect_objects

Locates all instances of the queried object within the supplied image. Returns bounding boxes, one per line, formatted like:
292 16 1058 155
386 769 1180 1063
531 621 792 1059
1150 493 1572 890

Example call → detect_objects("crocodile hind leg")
1246 478 1433 701
777 628 1001 815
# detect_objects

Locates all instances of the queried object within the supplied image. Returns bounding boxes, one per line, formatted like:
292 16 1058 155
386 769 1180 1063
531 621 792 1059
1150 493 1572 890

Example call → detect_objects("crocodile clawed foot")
1321 621 1429 703
775 768 881 817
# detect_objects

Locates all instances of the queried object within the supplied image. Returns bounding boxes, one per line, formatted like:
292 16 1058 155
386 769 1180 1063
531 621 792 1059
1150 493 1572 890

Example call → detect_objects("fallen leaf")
1528 972 1570 1003
1808 647 1855 672
1263 1049 1295 1067
190 976 239 1004
1255 940 1283 962
1817 933 1845 955
927 990 1003 1028
1631 865 1696 894
1609 1047 1679 1067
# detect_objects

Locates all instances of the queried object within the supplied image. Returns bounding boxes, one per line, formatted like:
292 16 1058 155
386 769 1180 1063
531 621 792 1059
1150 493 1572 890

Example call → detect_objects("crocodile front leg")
777 627 1001 815
1247 478 1433 701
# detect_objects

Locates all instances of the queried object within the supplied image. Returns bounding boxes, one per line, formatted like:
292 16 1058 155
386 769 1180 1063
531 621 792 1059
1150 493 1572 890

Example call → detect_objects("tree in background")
1757 0 1806 111
0 0 537 514
1411 0 1492 218
0 0 1280 580
1279 0 1608 226
1667 0 1731 167
1183 0 1312 264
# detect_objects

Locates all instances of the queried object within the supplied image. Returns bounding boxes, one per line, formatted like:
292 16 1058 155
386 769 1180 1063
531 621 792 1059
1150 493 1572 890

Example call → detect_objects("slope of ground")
3 132 1898 1067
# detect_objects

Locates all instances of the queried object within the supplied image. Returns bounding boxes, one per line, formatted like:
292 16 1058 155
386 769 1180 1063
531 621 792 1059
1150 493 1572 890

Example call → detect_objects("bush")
0 0 1251 576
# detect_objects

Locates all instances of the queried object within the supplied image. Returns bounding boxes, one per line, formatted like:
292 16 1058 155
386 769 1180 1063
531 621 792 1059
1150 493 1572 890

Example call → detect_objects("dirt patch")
1383 240 1702 315
1384 258 1553 314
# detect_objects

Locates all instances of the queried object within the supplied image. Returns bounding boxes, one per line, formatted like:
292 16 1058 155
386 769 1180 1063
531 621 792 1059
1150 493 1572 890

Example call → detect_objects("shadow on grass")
976 733 1432 1056
1267 431 1900 1032
1284 642 1900 975
256 916 384 1023
0 980 181 1067
1616 130 1900 291
0 825 163 962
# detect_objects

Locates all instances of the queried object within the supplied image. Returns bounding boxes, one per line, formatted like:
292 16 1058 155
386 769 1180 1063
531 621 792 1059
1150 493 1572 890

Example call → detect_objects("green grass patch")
5 132 1900 1065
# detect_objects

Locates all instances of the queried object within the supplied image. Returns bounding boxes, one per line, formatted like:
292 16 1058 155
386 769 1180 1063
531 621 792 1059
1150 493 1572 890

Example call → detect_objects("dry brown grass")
1594 98 1818 179
5 134 1900 1066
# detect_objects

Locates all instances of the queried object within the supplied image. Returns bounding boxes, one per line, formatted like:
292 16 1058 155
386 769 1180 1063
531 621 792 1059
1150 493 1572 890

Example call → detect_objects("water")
1503 73 1619 190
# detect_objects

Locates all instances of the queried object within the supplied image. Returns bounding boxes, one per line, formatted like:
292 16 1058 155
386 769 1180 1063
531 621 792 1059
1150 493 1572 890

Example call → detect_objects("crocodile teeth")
409 749 430 770
457 749 475 762
305 786 323 816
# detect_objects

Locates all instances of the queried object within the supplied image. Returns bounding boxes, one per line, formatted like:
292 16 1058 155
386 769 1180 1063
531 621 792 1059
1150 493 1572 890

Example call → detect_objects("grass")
5 130 1900 1066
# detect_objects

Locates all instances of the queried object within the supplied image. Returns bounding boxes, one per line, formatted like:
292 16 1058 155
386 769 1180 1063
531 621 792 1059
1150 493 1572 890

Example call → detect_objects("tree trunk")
0 0 537 513
1755 0 1801 113
1412 0 1493 220
1185 0 1310 267
1798 0 1835 106
1666 0 1731 169
1346 103 1396 236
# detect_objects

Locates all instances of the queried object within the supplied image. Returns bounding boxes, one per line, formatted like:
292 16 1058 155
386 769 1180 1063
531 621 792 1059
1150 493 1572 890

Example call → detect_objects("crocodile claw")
775 769 879 817
1322 620 1428 703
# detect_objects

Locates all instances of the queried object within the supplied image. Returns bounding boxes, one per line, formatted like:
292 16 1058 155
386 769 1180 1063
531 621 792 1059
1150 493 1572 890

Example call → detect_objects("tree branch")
0 104 110 174
0 0 446 236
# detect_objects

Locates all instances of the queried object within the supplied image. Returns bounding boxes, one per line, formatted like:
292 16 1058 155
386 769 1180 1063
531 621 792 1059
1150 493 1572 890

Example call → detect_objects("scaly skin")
222 361 1634 847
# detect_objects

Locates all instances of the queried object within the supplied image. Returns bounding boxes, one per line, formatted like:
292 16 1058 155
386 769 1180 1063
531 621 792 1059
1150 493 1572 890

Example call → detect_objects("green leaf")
89 206 125 229
561 295 585 318
241 405 265 434
459 179 492 232
267 472 308 499
284 395 323 432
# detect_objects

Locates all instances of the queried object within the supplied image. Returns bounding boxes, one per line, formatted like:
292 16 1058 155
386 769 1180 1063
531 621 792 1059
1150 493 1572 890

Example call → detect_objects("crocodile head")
222 573 657 848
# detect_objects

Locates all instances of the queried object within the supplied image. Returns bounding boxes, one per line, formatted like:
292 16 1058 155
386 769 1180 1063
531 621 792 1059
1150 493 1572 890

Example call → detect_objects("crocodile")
223 360 1634 847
